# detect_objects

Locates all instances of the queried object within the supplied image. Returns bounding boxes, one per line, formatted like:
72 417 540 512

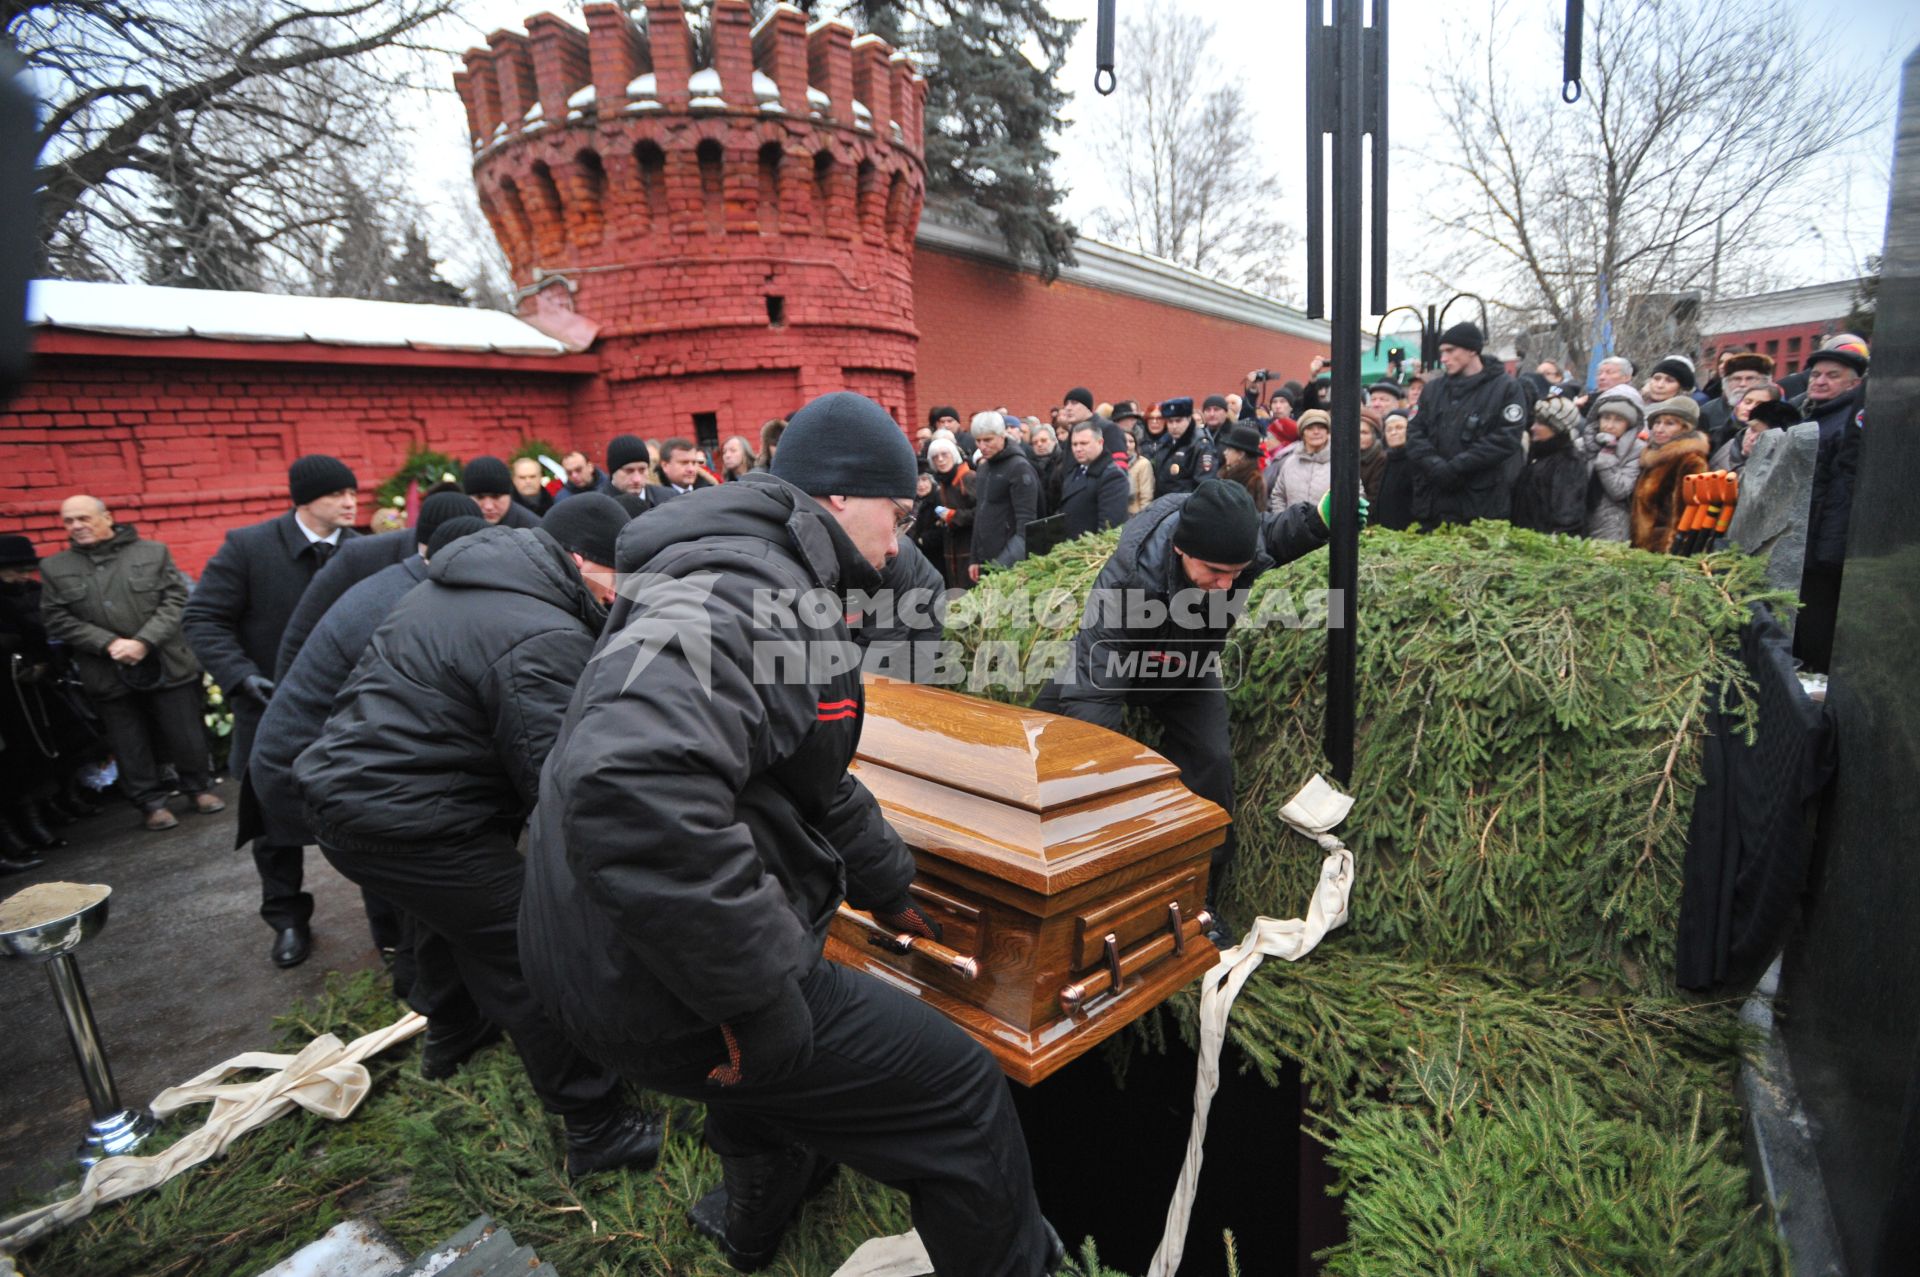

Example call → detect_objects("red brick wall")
1700 323 1835 380
912 246 1326 420
1 343 588 575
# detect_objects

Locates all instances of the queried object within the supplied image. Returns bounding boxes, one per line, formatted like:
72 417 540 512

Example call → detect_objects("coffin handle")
1060 909 1213 1011
835 904 980 981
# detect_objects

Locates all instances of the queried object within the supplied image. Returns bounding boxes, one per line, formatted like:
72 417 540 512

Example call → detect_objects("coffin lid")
852 680 1228 898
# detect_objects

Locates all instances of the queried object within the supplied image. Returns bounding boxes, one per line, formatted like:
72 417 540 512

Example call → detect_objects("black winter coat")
1404 363 1528 524
1508 432 1591 536
854 537 948 683
972 447 1041 568
518 473 915 1054
273 530 414 679
292 527 605 849
494 500 543 530
1370 449 1416 531
1804 383 1866 571
252 556 427 846
1058 458 1130 539
1152 426 1219 496
1032 448 1066 516
183 512 356 793
1057 494 1328 714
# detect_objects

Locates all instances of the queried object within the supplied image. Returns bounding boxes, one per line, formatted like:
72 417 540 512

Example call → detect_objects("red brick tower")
455 0 927 450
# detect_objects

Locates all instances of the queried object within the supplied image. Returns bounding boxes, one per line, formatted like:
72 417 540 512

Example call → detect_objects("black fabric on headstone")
1675 604 1836 991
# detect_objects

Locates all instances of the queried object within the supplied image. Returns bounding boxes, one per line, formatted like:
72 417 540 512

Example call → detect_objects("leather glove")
708 976 814 1088
238 674 276 703
865 896 944 951
1316 492 1371 532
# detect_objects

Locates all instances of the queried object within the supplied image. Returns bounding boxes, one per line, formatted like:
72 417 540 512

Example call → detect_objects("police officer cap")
1160 396 1195 419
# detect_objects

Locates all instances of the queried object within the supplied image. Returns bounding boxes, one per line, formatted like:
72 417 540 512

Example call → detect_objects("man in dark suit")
274 492 482 681
184 454 361 968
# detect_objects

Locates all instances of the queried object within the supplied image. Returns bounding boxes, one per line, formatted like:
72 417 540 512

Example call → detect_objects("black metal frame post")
1305 0 1387 786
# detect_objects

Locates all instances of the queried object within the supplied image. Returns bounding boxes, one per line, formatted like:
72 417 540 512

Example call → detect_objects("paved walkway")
0 788 381 1207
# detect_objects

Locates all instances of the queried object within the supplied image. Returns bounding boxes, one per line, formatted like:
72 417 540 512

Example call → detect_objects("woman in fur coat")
1630 396 1711 554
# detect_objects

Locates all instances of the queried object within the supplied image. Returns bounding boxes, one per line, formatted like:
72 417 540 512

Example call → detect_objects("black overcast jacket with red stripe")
519 472 916 1054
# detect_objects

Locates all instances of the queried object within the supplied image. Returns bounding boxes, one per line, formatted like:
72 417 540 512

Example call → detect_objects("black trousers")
1034 677 1237 889
617 960 1051 1277
320 829 620 1117
93 682 212 811
251 841 315 931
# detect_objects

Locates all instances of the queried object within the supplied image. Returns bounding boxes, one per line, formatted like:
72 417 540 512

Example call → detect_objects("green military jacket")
41 524 201 698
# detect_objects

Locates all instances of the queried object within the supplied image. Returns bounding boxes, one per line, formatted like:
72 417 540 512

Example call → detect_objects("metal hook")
1095 0 1117 98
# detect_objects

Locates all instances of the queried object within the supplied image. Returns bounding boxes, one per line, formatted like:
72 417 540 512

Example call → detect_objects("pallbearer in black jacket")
1034 481 1337 946
293 498 663 1183
520 392 1056 1277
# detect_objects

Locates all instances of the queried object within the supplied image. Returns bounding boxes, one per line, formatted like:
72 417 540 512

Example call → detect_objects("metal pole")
1326 0 1364 784
45 951 121 1118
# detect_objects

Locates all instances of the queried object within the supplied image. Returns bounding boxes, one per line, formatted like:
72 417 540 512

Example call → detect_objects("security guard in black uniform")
1152 396 1219 495
1034 481 1363 943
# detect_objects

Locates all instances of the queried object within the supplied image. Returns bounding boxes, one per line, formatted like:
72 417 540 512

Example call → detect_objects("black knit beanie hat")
426 515 489 559
289 455 357 506
1438 321 1484 354
461 455 514 497
773 391 917 498
1649 356 1697 391
1173 481 1260 565
542 493 629 568
1064 387 1095 411
414 491 482 542
606 434 650 474
1202 393 1230 411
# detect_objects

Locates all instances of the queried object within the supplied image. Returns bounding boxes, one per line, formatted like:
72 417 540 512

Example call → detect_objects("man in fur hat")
1701 350 1775 451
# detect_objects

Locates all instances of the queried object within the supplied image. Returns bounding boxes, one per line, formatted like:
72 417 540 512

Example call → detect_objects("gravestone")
1773 43 1920 1276
1724 421 1819 612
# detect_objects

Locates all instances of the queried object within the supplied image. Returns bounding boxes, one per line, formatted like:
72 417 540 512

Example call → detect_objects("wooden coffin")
826 679 1229 1085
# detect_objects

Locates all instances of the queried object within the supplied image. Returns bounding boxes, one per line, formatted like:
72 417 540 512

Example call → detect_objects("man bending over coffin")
1033 481 1362 945
294 497 663 1183
519 392 1059 1276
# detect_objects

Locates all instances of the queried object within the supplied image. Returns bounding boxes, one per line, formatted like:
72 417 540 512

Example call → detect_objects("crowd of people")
0 314 1870 1271
876 321 1865 670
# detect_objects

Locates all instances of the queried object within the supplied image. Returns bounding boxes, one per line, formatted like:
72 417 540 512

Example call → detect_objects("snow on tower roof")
28 279 574 356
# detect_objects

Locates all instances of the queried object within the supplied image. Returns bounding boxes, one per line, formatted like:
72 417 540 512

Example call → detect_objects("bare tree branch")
1420 0 1886 373
1088 0 1299 302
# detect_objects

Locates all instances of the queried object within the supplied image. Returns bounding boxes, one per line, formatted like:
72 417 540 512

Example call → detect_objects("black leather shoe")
10 805 64 850
1 851 44 874
687 1145 838 1271
563 1106 664 1182
420 1016 504 1080
53 789 104 819
270 926 311 968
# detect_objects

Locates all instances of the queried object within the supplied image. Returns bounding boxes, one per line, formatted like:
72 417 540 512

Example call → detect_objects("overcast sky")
420 1 1915 310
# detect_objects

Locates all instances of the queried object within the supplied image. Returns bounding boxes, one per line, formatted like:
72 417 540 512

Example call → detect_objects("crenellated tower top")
454 1 927 437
